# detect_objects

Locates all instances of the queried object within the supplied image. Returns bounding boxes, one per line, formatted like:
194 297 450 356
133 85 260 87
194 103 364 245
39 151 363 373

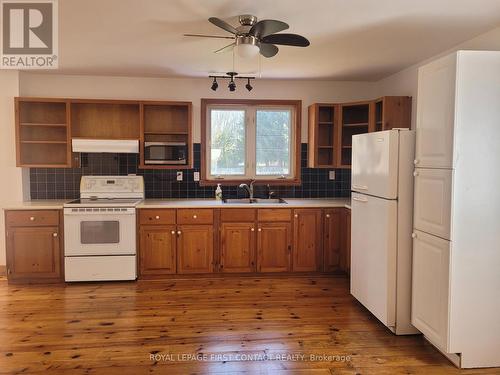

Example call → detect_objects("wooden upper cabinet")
177 225 214 274
140 102 192 169
15 98 72 167
308 96 411 169
308 104 337 168
293 209 322 272
139 225 177 275
220 223 256 273
14 97 192 168
257 222 291 273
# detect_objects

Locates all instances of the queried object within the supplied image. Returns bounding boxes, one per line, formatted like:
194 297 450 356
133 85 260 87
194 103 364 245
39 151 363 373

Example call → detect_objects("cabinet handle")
53 232 58 237
414 159 420 165
258 228 262 232
294 214 298 218
155 215 160 220
326 214 330 218
412 232 417 239
413 171 419 177
171 230 176 235
177 230 182 235
29 216 35 221
193 215 197 219
352 197 368 203
251 228 255 232
352 184 368 190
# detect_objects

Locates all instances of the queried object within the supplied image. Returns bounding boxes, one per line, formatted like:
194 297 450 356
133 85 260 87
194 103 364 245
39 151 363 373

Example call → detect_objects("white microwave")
144 142 187 165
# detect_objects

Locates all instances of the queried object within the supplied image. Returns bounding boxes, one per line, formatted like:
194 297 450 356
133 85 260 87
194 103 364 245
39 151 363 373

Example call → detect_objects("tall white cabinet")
412 51 500 368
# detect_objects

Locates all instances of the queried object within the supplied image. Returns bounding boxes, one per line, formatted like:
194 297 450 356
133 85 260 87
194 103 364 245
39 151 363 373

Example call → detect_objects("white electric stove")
63 175 144 282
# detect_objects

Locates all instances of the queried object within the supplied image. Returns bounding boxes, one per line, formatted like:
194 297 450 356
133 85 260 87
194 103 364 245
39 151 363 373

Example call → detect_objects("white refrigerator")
350 129 418 335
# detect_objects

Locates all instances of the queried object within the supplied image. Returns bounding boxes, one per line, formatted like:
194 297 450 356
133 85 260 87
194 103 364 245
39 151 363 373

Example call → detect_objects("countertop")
3 198 351 210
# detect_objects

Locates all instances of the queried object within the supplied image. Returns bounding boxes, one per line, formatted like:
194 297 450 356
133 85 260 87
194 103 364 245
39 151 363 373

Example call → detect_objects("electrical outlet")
329 170 335 180
193 172 200 181
176 171 183 181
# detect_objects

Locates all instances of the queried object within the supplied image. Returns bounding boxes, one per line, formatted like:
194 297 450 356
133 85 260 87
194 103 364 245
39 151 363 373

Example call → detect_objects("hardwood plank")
0 276 495 374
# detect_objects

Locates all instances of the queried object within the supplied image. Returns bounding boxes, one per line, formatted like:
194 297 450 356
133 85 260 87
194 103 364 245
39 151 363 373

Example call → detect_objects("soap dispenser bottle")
215 183 223 201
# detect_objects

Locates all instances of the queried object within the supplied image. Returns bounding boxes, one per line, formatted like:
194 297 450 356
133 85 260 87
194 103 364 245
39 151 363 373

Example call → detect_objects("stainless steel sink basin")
222 198 287 204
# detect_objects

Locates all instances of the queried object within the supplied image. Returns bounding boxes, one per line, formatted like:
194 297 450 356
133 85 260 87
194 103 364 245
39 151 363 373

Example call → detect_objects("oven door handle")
63 209 136 215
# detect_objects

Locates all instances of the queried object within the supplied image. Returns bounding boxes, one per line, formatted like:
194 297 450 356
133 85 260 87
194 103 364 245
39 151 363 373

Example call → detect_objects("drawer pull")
258 228 262 232
155 215 160 220
326 214 330 218
30 216 35 221
53 232 58 237
294 214 298 218
193 215 197 219
177 230 182 235
171 230 176 235
251 228 255 232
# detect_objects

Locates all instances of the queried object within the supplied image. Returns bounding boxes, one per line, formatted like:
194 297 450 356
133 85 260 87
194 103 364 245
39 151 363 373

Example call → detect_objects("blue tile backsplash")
29 144 351 200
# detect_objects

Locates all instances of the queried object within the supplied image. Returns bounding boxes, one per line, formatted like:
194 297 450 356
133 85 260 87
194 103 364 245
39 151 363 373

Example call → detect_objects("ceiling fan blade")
259 43 279 58
250 20 289 38
214 42 236 54
261 33 310 47
184 33 234 40
208 17 238 35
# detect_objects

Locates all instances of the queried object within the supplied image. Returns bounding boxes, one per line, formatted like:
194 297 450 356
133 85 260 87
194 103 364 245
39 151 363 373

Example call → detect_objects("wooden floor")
0 276 498 375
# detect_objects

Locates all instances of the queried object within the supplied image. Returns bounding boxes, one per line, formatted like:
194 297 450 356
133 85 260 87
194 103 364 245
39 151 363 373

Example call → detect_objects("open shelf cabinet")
139 102 192 169
15 98 72 167
308 104 337 168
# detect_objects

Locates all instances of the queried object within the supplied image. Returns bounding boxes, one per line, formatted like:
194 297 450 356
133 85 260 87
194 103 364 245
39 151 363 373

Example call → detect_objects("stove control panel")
80 176 144 197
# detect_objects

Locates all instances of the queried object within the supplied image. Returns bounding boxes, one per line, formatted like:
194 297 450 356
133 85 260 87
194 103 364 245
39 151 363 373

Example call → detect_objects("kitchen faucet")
239 180 255 199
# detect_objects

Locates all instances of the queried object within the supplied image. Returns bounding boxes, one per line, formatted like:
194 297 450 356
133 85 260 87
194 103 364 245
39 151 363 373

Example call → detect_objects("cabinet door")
139 225 176 276
414 168 453 240
6 226 61 281
415 53 457 168
293 209 322 272
257 223 291 273
177 225 214 274
323 209 342 272
412 230 450 351
220 223 256 273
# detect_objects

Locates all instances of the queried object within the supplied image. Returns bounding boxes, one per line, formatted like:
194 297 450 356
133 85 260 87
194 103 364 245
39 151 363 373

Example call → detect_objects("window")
202 99 301 184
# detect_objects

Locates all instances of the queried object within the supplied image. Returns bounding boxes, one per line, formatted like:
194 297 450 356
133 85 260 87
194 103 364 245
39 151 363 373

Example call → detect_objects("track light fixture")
208 72 255 93
211 77 218 91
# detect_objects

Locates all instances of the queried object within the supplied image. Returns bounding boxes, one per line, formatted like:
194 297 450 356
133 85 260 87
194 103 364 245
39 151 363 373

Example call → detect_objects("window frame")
201 99 302 186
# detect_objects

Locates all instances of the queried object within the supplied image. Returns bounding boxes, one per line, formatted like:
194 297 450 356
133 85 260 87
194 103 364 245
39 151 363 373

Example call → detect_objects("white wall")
376 25 500 127
0 71 29 268
19 74 378 142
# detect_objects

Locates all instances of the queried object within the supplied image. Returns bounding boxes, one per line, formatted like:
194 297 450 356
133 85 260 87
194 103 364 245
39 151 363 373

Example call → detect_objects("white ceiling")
56 0 500 80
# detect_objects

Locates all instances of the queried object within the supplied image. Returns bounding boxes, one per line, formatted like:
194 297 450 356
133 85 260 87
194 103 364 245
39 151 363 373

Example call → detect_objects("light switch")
176 171 183 181
193 172 200 181
329 170 335 180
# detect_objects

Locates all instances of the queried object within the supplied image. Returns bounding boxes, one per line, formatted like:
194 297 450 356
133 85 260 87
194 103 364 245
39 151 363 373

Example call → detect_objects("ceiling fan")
184 15 310 58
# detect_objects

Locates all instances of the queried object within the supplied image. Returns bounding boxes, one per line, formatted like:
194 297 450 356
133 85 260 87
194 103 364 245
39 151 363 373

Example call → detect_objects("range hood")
72 139 139 153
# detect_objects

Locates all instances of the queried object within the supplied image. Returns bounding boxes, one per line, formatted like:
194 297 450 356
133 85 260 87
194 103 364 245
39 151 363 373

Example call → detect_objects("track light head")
245 78 253 91
211 77 218 91
228 79 236 92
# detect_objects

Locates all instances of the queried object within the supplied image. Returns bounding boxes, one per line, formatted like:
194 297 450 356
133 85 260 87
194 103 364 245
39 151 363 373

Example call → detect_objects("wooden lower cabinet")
177 225 214 274
139 225 176 275
293 209 322 272
257 222 292 273
220 223 256 273
323 208 343 272
5 210 62 283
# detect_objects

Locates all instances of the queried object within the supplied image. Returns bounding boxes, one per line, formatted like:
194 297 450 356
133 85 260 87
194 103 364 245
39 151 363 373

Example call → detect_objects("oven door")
64 208 136 256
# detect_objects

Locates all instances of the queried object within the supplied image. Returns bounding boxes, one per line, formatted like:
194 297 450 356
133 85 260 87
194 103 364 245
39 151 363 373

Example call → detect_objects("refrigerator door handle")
352 184 368 191
352 196 369 203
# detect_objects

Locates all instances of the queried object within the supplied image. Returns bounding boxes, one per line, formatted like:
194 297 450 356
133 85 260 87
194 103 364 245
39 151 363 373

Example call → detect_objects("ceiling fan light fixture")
236 36 260 58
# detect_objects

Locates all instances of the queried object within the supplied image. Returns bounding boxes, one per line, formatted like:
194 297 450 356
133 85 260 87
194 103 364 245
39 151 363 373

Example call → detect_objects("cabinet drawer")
177 209 213 224
257 209 292 222
221 209 256 222
139 209 176 225
5 210 59 227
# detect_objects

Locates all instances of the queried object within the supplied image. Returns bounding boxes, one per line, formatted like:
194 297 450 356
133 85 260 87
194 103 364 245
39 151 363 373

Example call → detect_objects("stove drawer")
6 210 60 227
139 209 176 225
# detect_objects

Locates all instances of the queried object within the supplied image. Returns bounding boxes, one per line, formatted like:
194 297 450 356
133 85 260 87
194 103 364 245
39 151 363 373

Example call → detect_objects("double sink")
223 198 287 204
